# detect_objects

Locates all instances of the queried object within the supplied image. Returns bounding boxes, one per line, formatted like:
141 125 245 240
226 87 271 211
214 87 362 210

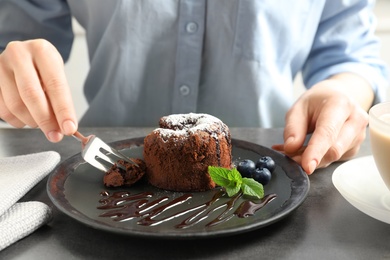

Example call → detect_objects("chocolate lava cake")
143 113 232 191
104 158 146 187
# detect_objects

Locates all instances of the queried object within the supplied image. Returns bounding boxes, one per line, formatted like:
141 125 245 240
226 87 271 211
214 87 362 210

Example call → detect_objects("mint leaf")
208 166 264 199
225 175 242 197
208 166 234 187
208 166 242 196
242 178 264 199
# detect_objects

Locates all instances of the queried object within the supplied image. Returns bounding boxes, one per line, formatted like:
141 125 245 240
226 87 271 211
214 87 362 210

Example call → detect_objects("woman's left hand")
273 74 373 174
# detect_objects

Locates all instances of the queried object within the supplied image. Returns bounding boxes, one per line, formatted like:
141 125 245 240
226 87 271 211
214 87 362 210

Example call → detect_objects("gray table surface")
0 127 389 260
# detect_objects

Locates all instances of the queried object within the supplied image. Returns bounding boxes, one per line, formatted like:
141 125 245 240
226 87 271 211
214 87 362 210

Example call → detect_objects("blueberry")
252 167 272 185
236 159 256 178
256 156 276 173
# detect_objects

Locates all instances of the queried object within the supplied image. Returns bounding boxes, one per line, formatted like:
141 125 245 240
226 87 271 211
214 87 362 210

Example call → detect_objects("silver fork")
72 131 138 172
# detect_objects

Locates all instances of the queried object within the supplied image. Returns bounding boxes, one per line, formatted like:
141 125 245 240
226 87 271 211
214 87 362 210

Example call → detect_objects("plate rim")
47 137 310 238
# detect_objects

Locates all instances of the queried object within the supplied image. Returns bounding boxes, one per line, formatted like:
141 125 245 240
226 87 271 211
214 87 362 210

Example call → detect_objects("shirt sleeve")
0 0 74 61
302 0 389 104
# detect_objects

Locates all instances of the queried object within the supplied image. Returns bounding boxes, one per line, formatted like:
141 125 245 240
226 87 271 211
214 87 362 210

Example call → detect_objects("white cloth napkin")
0 151 60 251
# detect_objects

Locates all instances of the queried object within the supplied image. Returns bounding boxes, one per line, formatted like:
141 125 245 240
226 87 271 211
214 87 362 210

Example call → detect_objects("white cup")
369 102 390 190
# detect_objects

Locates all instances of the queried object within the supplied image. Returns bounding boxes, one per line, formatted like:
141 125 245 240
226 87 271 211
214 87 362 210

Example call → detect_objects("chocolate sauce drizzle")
97 189 276 228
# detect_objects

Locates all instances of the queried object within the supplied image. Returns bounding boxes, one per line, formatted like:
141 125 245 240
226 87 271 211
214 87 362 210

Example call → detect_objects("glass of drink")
369 102 390 190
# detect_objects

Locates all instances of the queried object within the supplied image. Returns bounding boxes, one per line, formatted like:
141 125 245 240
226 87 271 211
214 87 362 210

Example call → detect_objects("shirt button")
186 22 198 33
179 85 190 96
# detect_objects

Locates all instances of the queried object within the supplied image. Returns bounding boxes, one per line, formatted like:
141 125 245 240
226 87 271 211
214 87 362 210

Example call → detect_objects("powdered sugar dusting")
155 113 229 139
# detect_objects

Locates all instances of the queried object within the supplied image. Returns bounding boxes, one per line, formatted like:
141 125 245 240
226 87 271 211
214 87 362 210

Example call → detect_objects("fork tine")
97 138 139 166
81 149 110 172
83 146 122 172
85 157 111 172
92 161 111 172
74 131 138 172
96 149 119 166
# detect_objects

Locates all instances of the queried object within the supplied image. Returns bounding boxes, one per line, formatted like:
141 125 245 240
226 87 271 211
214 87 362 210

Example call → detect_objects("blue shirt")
0 0 388 127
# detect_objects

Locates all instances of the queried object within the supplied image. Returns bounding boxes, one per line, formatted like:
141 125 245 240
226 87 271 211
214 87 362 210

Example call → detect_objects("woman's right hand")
0 39 78 142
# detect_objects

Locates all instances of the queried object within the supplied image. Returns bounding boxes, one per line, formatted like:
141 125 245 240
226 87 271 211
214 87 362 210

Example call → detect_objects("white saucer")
333 156 390 224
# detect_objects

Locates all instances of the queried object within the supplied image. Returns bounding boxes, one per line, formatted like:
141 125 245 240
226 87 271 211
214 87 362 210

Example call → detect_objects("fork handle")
72 131 91 146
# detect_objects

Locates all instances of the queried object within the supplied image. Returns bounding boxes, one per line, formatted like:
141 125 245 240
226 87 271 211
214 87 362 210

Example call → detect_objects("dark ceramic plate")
47 137 309 239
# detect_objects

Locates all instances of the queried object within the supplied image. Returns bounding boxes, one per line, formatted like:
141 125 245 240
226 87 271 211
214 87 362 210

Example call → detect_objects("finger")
272 143 307 170
283 101 310 154
273 144 306 157
300 103 350 174
288 154 303 166
2 76 39 128
33 41 78 135
0 48 37 127
8 47 62 142
315 111 367 168
0 89 25 128
271 144 284 152
3 40 62 142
